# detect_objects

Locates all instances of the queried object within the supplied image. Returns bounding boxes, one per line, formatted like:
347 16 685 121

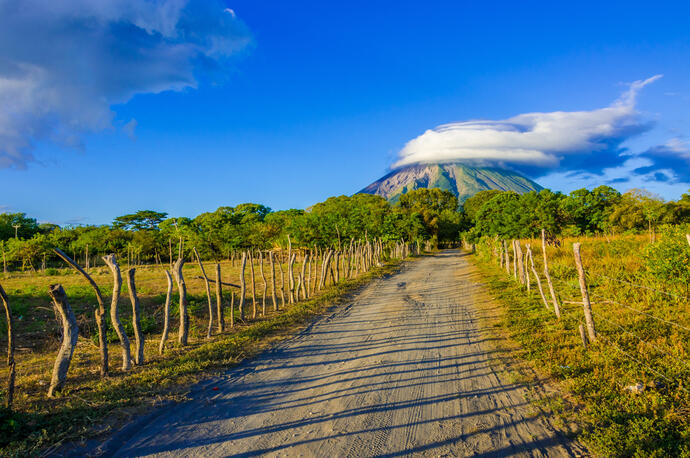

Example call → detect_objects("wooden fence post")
172 256 189 346
541 230 561 319
573 242 596 342
269 252 278 311
526 244 550 310
239 252 247 320
47 284 78 397
159 270 173 354
193 248 214 338
0 284 15 409
52 248 108 377
215 263 224 333
102 254 131 371
126 268 145 365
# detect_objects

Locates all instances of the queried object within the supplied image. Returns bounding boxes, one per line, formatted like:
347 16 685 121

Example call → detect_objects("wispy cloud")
395 75 662 176
0 0 250 169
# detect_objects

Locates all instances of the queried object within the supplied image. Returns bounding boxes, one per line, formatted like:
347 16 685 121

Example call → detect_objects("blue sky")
1 0 690 224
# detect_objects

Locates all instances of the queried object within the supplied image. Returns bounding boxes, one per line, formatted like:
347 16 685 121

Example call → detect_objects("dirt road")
111 250 584 457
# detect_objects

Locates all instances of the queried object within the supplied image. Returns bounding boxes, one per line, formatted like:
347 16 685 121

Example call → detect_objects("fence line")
596 334 688 393
593 312 690 371
480 235 690 395
586 271 690 302
589 292 690 333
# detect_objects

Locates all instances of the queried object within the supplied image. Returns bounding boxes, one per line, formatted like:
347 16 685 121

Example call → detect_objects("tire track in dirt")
110 250 586 457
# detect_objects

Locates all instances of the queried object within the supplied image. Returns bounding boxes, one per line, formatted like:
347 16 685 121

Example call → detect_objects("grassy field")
0 255 400 456
472 233 690 457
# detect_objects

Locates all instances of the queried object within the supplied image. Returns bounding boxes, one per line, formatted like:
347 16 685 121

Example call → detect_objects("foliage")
643 224 690 288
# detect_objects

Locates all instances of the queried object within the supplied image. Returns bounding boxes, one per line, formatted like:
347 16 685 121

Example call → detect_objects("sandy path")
111 250 583 457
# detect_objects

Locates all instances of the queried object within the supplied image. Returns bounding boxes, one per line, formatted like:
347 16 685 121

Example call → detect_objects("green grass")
471 235 690 457
0 258 402 457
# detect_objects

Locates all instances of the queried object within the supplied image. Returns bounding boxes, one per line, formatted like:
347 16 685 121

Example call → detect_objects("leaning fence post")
573 242 596 342
541 229 561 319
0 283 15 409
47 284 78 397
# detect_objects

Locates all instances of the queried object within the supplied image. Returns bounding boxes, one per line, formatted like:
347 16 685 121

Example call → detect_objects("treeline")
462 186 690 241
0 189 463 272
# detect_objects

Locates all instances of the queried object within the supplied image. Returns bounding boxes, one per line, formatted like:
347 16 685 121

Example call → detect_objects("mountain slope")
359 163 543 203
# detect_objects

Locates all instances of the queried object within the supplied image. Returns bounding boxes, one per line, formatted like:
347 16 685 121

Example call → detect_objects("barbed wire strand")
590 292 690 333
594 313 690 371
596 334 689 393
585 270 690 302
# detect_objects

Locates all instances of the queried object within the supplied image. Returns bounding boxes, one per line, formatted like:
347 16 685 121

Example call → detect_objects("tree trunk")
269 252 278 311
541 229 561 319
47 284 78 397
159 270 173 354
215 263 224 333
249 250 257 319
126 268 145 366
193 247 214 338
172 256 189 346
259 251 267 315
102 254 131 371
239 252 246 320
52 248 108 377
0 284 15 409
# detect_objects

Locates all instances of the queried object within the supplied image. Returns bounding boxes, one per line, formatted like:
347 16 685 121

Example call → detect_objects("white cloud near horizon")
395 75 663 170
0 0 250 168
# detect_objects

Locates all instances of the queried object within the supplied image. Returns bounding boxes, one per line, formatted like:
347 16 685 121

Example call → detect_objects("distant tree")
462 190 503 222
0 213 40 241
398 189 461 245
113 210 168 231
561 186 621 234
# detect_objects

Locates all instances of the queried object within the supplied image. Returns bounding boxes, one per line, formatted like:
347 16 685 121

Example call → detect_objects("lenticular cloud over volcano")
394 75 662 175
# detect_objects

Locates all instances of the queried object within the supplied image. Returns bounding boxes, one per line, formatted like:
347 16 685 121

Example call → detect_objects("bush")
644 225 690 289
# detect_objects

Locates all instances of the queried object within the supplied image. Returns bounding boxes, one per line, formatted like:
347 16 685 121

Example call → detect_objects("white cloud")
0 0 250 168
394 75 662 170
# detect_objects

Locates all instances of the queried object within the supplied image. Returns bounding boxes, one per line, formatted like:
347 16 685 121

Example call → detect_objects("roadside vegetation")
0 189 458 455
3 183 690 456
468 230 690 454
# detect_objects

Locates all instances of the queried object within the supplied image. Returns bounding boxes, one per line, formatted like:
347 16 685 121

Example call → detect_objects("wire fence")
483 235 690 396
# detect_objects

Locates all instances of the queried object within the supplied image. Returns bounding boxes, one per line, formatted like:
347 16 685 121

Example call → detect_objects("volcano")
359 163 543 204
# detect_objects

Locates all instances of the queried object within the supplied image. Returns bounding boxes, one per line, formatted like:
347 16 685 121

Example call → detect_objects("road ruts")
111 250 586 457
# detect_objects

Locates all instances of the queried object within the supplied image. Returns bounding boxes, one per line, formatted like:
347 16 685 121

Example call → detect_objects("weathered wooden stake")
102 254 131 371
126 268 145 365
0 284 15 409
239 252 247 320
52 248 108 377
573 242 596 342
249 250 257 319
47 284 78 397
269 252 278 311
159 270 173 354
193 247 214 338
541 230 561 319
259 251 267 315
172 256 189 346
526 244 550 310
215 263 224 333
